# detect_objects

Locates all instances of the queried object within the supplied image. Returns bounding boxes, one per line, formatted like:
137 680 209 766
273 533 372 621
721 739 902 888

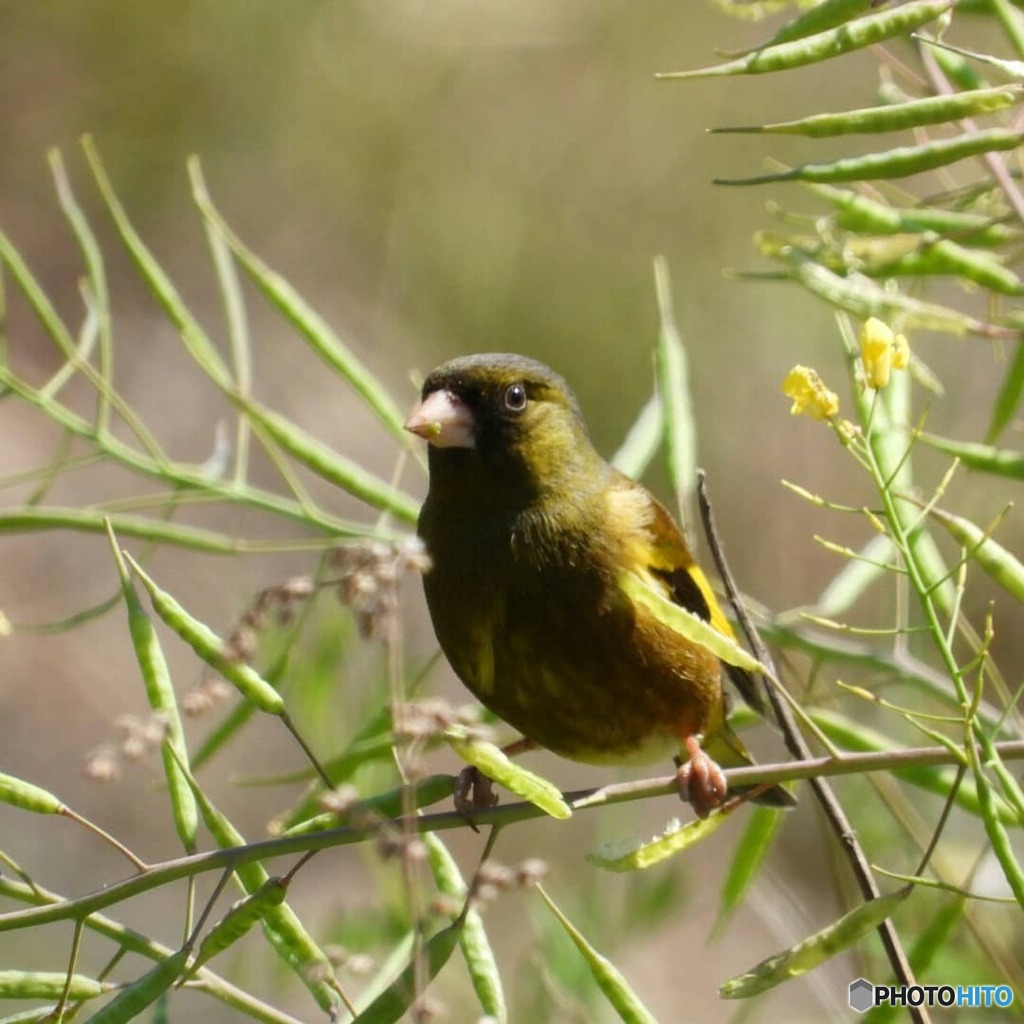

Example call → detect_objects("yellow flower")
860 317 910 389
781 365 839 420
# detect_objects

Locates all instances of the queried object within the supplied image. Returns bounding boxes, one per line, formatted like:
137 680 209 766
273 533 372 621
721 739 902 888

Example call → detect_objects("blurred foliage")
1 3 1024 1023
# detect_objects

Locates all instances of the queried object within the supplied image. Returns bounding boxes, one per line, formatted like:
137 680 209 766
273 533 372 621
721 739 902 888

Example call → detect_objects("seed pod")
926 505 1024 604
82 951 188 1024
0 971 107 1001
713 86 1020 138
716 129 1024 186
107 526 198 851
124 553 285 716
659 0 954 79
184 878 289 980
0 772 62 815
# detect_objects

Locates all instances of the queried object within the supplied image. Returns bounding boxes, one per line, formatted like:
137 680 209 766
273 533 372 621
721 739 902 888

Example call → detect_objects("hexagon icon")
849 978 874 1013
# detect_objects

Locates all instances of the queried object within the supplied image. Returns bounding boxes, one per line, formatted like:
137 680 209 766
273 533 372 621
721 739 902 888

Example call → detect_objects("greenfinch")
405 353 793 817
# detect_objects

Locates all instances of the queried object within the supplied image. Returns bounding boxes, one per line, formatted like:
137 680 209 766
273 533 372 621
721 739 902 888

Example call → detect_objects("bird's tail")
704 725 796 809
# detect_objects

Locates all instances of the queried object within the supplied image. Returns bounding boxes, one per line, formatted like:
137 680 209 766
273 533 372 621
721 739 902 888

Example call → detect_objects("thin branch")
1 738 1022 936
696 472 929 1024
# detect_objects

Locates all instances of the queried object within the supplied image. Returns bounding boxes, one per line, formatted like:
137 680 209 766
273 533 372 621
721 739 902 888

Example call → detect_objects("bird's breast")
419 512 721 764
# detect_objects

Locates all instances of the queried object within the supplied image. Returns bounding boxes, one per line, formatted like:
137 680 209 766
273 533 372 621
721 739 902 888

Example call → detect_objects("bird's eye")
503 383 528 413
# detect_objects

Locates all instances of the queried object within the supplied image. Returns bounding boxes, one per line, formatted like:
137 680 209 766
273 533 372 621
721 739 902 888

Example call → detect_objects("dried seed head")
344 953 375 977
331 539 430 639
476 862 516 890
515 858 549 887
121 734 148 762
392 698 458 741
183 688 214 716
317 784 360 814
429 894 462 919
83 746 121 783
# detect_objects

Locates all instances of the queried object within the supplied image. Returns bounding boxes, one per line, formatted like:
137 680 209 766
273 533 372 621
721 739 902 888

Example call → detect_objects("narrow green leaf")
620 570 764 672
653 256 697 533
587 812 730 872
987 336 1024 443
443 726 572 819
611 392 663 481
714 806 784 935
536 885 659 1024
355 921 464 1024
720 888 911 998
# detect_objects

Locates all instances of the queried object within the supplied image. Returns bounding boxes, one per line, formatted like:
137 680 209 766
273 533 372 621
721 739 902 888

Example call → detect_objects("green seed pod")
107 526 198 851
870 238 1023 295
713 86 1020 138
0 971 107 1001
716 129 1024 186
0 772 62 815
810 183 1018 248
124 553 285 716
659 0 954 79
720 889 911 998
82 951 188 1024
185 878 289 979
425 833 507 1023
918 434 1024 478
926 506 1024 604
760 0 876 49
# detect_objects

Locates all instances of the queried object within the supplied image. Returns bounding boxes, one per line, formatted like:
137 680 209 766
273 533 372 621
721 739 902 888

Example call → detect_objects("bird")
404 353 794 818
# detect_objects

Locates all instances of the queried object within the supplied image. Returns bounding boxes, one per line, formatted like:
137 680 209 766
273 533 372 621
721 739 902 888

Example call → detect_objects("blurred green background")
1 3 1012 1022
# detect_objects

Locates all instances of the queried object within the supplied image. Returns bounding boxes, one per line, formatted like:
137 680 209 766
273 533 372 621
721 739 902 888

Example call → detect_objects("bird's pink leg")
675 735 727 819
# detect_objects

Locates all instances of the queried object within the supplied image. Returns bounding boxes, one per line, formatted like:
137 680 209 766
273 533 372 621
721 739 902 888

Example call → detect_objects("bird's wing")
609 471 766 715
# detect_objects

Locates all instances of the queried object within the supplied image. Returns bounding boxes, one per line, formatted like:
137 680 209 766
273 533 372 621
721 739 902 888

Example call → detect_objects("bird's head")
405 353 600 504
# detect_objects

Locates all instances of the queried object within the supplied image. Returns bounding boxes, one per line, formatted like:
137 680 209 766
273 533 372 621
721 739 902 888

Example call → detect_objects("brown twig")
696 471 929 1024
3 738 1024 937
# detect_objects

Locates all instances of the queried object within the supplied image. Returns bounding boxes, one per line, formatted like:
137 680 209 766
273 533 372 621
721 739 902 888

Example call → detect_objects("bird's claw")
676 739 727 820
454 766 498 828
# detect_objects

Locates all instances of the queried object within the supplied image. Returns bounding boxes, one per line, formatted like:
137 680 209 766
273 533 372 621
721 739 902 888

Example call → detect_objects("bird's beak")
404 390 476 449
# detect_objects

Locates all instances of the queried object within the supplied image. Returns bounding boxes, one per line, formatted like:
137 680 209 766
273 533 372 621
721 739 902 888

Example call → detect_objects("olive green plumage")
409 353 792 810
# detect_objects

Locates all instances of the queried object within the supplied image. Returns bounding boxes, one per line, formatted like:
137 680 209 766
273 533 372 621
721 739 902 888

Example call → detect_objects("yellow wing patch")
687 564 737 642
